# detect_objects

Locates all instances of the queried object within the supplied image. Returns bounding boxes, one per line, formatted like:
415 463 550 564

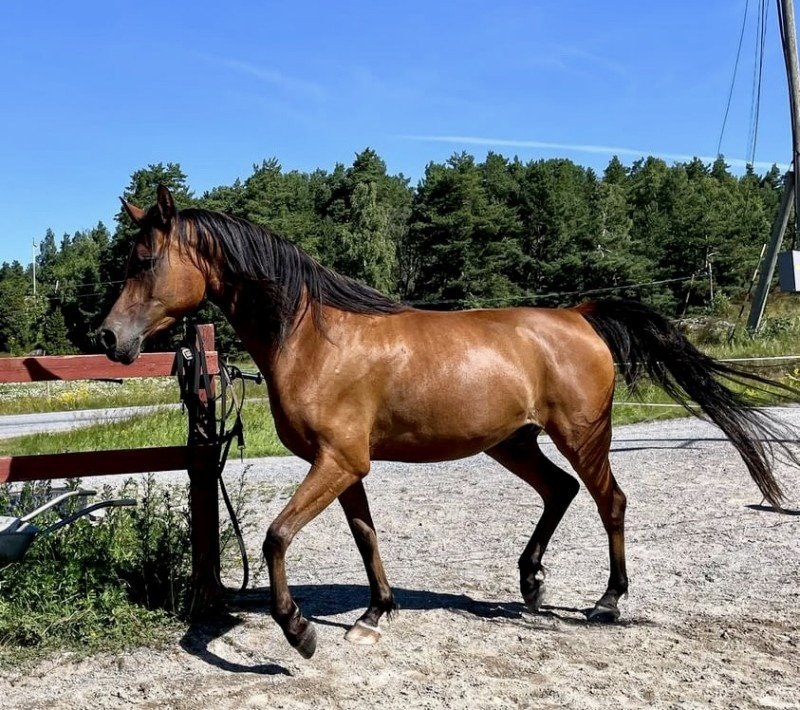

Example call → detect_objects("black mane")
177 208 407 340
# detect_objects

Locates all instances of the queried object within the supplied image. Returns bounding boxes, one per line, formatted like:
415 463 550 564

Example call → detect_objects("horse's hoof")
522 582 546 613
521 565 547 612
344 619 382 646
289 621 318 659
586 604 620 623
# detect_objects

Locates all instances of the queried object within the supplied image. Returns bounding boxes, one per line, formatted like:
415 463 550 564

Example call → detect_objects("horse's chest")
266 386 323 460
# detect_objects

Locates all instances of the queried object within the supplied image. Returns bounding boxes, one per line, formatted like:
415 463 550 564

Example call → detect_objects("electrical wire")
0 274 699 322
747 0 770 166
717 0 752 157
405 275 696 308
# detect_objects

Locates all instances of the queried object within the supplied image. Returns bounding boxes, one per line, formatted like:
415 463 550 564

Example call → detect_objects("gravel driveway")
2 408 799 709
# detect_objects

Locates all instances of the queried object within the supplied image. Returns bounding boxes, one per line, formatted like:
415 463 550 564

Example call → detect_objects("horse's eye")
131 255 159 275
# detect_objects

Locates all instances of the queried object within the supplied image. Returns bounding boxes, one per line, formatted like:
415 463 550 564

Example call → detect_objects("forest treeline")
0 149 787 355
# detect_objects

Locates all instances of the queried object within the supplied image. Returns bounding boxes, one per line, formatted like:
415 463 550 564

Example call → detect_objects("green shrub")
0 477 192 660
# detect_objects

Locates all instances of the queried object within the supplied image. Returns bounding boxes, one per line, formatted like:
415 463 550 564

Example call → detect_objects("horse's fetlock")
518 558 545 594
376 590 397 615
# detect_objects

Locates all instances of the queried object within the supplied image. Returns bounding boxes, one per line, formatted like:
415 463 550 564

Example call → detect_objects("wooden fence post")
187 323 224 615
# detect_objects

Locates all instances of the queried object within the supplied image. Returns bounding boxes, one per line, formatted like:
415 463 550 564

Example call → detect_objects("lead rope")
174 327 255 593
216 358 249 592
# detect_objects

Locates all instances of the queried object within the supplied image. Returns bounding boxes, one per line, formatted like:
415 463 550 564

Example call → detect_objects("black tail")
578 298 798 509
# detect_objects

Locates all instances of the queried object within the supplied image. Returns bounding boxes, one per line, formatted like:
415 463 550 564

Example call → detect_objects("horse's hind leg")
338 480 396 645
548 417 628 622
487 426 580 612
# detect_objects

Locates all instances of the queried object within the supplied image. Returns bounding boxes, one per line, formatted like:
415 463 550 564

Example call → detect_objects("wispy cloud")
216 57 327 102
540 46 631 80
399 134 788 171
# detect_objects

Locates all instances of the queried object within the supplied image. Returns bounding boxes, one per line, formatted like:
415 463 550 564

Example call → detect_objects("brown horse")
100 185 793 659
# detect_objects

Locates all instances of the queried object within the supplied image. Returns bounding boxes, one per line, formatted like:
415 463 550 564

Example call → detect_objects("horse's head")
98 185 207 363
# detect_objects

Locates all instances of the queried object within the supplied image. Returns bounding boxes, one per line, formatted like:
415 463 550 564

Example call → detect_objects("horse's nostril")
98 328 117 352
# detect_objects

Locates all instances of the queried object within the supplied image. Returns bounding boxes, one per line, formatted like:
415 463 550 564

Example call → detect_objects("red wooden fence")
0 325 225 613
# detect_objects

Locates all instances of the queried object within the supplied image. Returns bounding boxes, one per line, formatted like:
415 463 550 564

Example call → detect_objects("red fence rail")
0 324 225 613
0 352 218 383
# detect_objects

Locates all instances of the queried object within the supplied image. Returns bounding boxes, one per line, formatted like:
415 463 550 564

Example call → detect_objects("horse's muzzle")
98 327 143 365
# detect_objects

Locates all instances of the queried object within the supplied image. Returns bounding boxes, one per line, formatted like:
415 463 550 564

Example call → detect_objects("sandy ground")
2 411 800 709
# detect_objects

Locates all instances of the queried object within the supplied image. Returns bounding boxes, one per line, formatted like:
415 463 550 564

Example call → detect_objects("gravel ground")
2 409 800 709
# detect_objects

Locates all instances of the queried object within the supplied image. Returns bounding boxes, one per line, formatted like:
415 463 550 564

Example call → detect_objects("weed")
0 477 193 662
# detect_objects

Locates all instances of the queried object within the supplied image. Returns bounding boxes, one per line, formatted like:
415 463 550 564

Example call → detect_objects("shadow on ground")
180 583 656 673
180 584 530 673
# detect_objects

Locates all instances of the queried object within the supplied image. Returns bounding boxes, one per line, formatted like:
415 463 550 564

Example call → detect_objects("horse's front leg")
338 480 396 645
263 450 364 658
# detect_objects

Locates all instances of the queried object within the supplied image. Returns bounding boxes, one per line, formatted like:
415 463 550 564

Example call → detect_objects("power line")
718 0 752 157
747 0 770 165
0 275 696 321
407 275 696 308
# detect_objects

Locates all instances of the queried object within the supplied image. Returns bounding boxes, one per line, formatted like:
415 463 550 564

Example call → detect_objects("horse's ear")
156 184 177 225
120 198 146 225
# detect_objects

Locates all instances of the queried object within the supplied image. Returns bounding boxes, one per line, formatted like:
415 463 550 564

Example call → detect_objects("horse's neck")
211 278 281 342
212 282 316 380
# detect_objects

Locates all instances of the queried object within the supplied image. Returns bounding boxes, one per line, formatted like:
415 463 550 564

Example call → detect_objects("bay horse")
100 185 794 659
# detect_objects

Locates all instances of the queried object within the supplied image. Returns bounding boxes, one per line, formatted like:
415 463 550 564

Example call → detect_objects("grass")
0 378 180 416
0 400 289 458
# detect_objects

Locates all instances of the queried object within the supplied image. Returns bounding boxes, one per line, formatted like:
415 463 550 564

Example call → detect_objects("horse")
99 185 795 659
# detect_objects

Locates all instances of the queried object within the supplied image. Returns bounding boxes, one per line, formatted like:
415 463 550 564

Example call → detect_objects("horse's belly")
371 385 534 462
371 433 515 463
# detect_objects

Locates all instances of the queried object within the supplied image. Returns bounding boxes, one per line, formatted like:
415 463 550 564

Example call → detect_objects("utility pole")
780 0 800 246
32 239 37 297
747 172 795 330
747 0 800 330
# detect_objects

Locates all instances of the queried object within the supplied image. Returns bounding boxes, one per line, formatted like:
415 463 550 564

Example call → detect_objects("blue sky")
0 1 794 265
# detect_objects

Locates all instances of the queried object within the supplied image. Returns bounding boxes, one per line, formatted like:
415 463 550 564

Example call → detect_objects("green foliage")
408 152 524 306
0 150 792 356
0 262 30 354
317 149 406 294
0 478 190 656
40 307 74 355
50 222 111 352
